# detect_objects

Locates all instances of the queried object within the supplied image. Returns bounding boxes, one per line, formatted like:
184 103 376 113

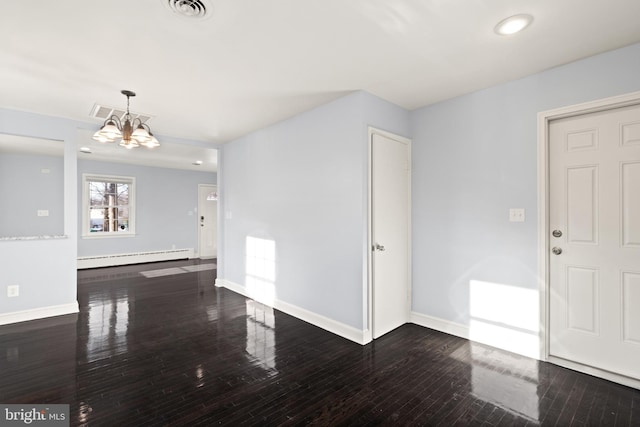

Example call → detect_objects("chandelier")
92 90 160 149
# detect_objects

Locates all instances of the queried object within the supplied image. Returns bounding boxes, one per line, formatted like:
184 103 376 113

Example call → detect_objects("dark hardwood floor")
1 259 639 426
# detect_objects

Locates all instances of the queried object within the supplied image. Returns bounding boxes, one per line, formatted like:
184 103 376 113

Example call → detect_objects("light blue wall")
219 40 640 347
77 160 216 256
0 107 215 321
219 91 409 330
0 109 80 316
410 42 640 328
4 39 639 346
0 153 64 237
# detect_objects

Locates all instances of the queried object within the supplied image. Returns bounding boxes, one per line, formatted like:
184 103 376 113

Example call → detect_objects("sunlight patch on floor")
140 263 216 278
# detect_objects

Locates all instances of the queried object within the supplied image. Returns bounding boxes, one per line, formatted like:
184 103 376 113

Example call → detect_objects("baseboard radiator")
77 248 194 269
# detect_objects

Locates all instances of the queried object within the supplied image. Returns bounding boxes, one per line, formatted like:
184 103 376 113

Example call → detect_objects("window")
82 174 135 237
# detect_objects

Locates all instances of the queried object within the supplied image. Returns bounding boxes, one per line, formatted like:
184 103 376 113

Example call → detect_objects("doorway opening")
198 184 218 259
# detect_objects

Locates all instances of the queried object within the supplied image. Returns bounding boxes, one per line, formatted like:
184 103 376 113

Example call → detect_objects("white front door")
549 103 640 380
371 130 410 339
198 184 217 259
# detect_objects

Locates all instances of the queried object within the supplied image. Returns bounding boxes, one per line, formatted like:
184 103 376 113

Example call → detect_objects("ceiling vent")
89 103 153 124
166 0 210 19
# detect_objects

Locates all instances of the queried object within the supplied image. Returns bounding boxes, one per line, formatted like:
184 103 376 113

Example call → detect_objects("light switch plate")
37 210 49 217
509 208 525 222
7 285 19 298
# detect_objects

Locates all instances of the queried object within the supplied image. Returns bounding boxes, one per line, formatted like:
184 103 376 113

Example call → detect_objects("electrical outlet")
509 208 525 222
37 210 49 217
7 285 19 298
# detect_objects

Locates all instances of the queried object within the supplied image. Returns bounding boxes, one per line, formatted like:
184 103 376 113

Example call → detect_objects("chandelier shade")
93 90 160 149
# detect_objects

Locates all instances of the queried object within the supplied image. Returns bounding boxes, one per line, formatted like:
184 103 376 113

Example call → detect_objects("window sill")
82 233 137 239
0 235 69 241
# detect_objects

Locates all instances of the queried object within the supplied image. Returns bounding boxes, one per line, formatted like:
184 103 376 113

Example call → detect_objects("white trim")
276 299 368 345
411 311 539 359
365 128 374 344
215 279 369 345
214 277 238 289
77 248 194 269
549 356 640 390
0 302 79 326
81 233 137 240
410 311 469 340
367 127 412 341
537 90 640 378
217 278 548 358
537 105 550 362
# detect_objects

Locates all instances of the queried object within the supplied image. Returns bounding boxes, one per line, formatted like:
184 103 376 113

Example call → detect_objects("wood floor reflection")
0 259 639 426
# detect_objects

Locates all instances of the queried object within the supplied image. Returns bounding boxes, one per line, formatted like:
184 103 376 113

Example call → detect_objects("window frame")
82 173 136 238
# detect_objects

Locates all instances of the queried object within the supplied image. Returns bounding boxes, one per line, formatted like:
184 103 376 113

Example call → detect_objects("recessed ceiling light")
193 160 203 166
494 14 533 36
80 147 92 153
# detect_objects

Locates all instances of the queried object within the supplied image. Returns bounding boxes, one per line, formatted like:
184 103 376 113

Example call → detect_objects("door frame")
537 90 640 388
197 183 217 259
366 127 412 343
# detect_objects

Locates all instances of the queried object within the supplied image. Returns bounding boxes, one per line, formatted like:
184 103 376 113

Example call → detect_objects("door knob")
552 247 562 255
374 243 385 252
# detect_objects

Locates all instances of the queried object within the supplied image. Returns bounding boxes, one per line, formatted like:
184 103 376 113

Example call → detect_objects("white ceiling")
2 0 640 147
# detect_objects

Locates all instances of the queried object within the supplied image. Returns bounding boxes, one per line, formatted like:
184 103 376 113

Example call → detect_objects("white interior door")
371 131 410 339
549 103 640 380
198 184 217 259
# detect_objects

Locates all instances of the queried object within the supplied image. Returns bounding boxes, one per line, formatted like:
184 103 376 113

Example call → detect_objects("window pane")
117 184 129 205
89 207 105 232
86 176 134 234
117 183 129 194
103 183 117 201
117 208 129 221
117 208 129 231
89 182 108 206
102 207 117 232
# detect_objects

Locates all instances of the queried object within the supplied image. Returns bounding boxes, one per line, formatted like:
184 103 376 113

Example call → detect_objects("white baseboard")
215 279 368 345
0 302 79 326
276 299 368 345
548 356 640 390
215 278 239 290
410 311 540 360
214 281 540 356
210 286 635 388
410 311 470 340
78 248 194 269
